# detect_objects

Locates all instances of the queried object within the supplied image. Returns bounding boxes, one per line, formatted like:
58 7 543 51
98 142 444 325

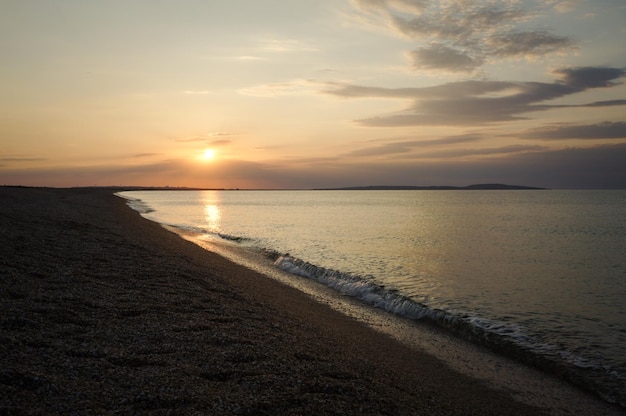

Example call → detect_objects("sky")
1 0 625 189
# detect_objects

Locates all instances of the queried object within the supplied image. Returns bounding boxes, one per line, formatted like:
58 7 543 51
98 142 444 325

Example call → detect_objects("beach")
1 187 622 415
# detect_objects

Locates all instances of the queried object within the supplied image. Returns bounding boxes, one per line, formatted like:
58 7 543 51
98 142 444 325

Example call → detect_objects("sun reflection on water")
201 191 221 231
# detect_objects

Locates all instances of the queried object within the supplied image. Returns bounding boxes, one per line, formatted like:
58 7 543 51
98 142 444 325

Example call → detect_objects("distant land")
316 184 547 191
1 184 546 191
96 183 545 191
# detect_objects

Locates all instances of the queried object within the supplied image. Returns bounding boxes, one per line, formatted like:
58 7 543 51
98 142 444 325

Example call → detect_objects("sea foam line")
265 251 625 406
116 194 155 214
115 192 625 406
269 252 517 334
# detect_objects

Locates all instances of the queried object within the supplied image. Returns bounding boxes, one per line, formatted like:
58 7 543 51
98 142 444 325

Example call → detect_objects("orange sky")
2 0 626 189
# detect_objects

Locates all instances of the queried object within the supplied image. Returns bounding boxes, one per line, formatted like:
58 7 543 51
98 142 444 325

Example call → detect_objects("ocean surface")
119 189 626 406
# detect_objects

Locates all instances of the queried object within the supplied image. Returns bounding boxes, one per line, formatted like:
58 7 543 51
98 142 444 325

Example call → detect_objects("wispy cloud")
175 137 207 143
233 55 267 61
519 121 626 140
552 0 580 14
584 99 626 107
257 38 319 53
342 134 481 157
175 132 235 144
0 155 48 168
183 90 212 95
412 144 549 159
324 66 626 126
219 39 317 64
208 139 232 146
239 79 320 97
207 132 234 138
4 143 625 189
0 156 47 163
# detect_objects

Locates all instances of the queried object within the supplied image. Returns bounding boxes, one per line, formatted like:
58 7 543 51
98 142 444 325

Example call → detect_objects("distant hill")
316 184 547 190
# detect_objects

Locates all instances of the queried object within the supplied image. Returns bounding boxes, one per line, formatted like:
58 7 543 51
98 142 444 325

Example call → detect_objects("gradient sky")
2 0 625 189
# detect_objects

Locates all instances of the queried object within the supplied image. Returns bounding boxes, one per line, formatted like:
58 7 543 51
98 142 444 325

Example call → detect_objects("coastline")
1 187 622 415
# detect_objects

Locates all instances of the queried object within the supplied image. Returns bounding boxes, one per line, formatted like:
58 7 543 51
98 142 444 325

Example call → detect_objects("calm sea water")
119 190 626 405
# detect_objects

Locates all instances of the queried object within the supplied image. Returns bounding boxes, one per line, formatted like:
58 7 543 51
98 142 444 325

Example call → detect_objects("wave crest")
268 252 624 405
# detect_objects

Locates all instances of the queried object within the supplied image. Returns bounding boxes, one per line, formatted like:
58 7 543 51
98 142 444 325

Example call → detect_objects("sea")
118 189 626 406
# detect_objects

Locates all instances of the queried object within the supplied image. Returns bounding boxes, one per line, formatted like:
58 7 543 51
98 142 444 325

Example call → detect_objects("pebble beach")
1 187 622 415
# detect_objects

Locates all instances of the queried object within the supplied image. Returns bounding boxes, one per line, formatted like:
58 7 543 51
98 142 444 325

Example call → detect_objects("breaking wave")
115 190 625 407
168 225 253 244
264 250 625 406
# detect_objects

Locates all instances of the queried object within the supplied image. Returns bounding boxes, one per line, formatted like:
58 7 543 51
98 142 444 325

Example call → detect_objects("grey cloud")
326 66 626 126
519 121 626 140
487 30 575 58
353 0 427 13
412 145 548 159
554 67 626 89
392 4 528 40
356 1 575 72
487 143 626 189
345 143 546 159
342 135 482 157
343 142 415 157
408 44 484 72
356 112 514 126
351 143 626 189
585 99 626 107
287 143 626 189
438 134 483 145
392 14 457 39
553 0 578 13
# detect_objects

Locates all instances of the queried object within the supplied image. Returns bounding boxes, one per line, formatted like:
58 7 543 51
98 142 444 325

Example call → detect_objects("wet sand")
1 187 622 415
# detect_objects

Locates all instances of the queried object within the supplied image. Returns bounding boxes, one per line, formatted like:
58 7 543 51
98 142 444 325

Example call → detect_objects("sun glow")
201 149 216 160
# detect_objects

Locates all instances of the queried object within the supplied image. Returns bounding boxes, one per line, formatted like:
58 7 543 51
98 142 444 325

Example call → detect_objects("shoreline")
1 187 622 415
176 227 625 413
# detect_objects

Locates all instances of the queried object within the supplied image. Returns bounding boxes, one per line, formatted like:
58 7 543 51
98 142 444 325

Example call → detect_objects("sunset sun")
201 149 216 161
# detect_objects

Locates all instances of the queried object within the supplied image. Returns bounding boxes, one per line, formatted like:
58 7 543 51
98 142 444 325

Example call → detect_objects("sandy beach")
1 187 623 415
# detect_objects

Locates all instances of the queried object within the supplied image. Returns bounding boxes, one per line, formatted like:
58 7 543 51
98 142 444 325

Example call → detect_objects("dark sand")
0 187 622 415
